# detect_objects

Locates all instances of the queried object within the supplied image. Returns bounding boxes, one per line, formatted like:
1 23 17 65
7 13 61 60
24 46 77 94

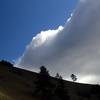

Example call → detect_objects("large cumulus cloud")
16 0 100 84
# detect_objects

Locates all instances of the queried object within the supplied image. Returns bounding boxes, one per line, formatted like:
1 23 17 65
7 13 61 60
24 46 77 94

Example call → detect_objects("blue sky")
0 0 77 62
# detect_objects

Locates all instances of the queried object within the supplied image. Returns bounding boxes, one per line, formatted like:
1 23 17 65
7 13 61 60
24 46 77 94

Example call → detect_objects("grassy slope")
0 64 38 100
0 63 99 100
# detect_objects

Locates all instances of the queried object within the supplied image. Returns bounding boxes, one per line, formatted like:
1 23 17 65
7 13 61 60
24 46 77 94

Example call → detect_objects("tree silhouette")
0 60 13 67
70 74 77 82
55 73 60 79
34 66 53 100
55 73 62 79
39 66 50 76
55 75 69 100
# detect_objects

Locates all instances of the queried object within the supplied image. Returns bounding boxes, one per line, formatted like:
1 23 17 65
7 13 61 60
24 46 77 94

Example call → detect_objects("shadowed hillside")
0 60 100 100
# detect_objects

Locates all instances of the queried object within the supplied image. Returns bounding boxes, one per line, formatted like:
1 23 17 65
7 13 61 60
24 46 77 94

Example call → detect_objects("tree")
70 74 77 82
55 73 60 79
0 60 13 67
55 75 69 100
55 73 62 79
34 66 53 100
39 66 50 76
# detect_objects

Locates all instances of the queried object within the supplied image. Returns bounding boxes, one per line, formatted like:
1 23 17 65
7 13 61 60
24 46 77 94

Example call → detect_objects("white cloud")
31 26 63 47
79 75 98 84
15 0 100 84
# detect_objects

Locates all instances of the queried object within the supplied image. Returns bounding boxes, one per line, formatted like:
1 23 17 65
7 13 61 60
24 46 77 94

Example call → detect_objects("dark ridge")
0 60 100 100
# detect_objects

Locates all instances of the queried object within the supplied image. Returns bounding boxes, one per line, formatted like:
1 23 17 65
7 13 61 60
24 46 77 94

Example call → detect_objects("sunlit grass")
0 92 12 100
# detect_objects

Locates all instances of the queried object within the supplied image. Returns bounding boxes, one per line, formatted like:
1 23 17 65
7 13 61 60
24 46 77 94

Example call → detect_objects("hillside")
0 61 100 100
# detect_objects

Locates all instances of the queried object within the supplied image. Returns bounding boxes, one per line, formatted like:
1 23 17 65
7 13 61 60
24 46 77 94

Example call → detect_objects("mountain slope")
0 61 100 100
0 61 37 100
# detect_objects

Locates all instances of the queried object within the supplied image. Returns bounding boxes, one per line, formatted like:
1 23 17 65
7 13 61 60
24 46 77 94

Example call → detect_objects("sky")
0 0 77 62
1 0 100 84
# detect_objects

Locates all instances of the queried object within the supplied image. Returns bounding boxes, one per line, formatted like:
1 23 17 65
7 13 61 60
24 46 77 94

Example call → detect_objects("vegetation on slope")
0 60 100 100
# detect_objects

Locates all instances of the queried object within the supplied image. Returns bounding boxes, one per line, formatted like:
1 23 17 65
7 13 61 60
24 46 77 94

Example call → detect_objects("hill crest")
0 60 100 100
